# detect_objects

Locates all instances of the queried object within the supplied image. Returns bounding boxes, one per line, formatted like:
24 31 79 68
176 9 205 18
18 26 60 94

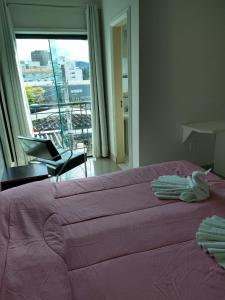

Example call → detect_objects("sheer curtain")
0 0 32 166
0 73 16 167
86 4 109 158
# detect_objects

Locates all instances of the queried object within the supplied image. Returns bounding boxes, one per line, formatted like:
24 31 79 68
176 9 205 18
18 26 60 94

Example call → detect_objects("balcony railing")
30 101 92 155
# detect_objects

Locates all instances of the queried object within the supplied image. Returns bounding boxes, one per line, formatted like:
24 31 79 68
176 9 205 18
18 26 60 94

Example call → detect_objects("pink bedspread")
1 160 225 300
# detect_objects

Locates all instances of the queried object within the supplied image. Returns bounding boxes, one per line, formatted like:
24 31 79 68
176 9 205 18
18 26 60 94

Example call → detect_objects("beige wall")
102 0 139 167
7 0 101 32
140 0 225 166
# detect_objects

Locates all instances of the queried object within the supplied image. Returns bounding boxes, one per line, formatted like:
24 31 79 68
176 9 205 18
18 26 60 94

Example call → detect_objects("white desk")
182 120 225 176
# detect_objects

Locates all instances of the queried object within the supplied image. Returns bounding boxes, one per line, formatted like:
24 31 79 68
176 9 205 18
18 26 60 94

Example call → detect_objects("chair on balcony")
18 136 87 178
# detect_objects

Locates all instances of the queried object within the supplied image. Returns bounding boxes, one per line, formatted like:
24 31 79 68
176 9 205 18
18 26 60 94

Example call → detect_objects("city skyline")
16 39 90 63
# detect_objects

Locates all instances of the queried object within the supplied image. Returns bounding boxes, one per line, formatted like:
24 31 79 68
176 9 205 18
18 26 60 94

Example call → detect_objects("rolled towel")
196 216 225 269
151 169 210 202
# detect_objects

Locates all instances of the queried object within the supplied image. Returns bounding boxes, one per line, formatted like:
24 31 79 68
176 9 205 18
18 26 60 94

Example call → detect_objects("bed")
1 160 225 300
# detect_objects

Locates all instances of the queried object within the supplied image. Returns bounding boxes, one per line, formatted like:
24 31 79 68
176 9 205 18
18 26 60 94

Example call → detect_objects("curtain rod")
7 2 86 8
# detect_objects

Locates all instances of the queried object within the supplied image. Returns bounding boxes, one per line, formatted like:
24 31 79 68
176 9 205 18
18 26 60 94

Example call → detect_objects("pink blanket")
1 160 225 299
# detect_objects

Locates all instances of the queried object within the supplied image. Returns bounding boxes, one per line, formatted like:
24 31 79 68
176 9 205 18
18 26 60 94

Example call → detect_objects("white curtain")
86 4 109 158
0 0 32 166
0 74 16 167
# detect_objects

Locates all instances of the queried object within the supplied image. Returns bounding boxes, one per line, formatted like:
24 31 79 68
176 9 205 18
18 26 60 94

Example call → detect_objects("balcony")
30 101 92 155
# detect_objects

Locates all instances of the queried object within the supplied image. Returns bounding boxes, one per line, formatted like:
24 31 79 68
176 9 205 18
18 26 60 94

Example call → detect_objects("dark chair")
18 136 87 177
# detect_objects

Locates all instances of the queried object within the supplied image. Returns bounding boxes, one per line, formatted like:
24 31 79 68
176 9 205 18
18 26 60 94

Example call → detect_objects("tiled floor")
52 157 121 182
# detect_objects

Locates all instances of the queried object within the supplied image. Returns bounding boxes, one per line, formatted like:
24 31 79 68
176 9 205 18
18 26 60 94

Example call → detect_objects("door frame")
110 7 132 167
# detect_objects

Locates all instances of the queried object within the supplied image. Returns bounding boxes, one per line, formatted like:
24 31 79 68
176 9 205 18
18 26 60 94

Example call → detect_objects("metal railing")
30 100 92 155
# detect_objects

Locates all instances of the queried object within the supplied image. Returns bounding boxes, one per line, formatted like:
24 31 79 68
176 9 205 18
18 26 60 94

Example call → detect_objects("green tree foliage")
25 86 46 105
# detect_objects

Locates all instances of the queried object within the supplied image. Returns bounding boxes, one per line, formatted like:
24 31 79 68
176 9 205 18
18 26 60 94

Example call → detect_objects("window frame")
16 33 87 40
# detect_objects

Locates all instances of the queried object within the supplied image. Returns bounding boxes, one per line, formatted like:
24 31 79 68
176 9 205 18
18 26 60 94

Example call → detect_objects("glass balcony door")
16 36 92 155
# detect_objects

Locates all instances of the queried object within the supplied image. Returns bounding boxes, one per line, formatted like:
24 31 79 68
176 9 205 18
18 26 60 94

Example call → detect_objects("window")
16 35 92 155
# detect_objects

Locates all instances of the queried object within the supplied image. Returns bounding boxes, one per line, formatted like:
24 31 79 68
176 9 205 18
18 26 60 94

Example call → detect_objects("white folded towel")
151 169 210 202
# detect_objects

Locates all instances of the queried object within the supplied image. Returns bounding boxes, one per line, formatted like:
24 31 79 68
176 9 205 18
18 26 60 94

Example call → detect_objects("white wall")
102 0 139 167
140 0 225 166
7 0 101 32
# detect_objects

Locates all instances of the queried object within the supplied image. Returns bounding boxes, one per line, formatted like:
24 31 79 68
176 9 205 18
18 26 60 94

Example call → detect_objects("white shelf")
182 120 225 142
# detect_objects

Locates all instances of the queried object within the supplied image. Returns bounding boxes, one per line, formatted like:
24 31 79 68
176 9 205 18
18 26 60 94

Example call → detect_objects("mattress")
0 160 225 300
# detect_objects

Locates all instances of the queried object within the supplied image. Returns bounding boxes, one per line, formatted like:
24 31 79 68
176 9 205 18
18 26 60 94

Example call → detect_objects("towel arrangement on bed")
151 169 210 202
196 216 225 269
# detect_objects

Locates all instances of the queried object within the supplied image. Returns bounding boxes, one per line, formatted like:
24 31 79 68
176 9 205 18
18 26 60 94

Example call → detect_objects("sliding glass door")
16 36 92 155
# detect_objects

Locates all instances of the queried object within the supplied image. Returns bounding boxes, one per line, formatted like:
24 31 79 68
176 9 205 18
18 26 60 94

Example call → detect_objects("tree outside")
25 86 46 105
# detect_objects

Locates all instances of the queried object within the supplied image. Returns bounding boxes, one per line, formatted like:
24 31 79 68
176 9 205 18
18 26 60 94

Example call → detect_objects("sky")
16 39 89 62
